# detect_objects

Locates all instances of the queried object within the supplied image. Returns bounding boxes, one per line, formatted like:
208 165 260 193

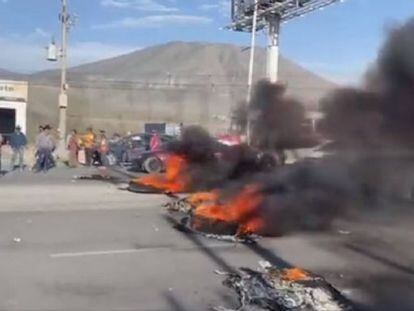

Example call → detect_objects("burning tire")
127 181 162 194
142 156 163 174
190 214 239 236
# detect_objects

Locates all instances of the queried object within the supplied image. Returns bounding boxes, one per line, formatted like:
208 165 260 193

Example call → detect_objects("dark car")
128 134 245 174
128 134 282 175
108 133 174 165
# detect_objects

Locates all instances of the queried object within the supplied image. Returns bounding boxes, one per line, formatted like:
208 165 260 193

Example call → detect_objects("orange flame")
193 184 264 235
133 155 189 193
186 191 219 207
281 267 310 281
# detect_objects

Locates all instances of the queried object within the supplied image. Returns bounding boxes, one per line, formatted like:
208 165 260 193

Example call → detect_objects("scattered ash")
73 174 121 183
164 196 193 213
215 264 354 311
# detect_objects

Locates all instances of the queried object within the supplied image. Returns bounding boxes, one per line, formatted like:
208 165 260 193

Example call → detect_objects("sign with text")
0 80 28 102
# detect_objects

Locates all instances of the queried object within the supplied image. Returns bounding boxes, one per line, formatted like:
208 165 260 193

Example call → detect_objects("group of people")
0 125 109 173
0 125 56 172
66 127 109 168
1 125 171 173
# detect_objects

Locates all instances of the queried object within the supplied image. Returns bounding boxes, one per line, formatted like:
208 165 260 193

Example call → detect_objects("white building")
0 80 28 135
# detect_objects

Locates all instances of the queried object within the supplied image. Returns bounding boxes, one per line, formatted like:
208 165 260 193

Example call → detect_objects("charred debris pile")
214 263 353 311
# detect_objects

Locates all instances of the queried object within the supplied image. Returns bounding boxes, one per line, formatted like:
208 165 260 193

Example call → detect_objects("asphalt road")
0 167 413 310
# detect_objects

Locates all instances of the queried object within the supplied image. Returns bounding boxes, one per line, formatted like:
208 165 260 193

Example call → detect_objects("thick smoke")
238 80 319 151
378 18 414 146
378 18 414 92
320 88 384 149
212 160 355 236
165 126 274 191
167 126 218 163
321 17 414 149
164 17 414 235
167 126 356 235
319 17 414 199
250 81 306 149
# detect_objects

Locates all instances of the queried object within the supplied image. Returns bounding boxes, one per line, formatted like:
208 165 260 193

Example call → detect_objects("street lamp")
47 0 75 158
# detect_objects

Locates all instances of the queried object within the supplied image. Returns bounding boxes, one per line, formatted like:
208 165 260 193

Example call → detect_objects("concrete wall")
27 82 247 139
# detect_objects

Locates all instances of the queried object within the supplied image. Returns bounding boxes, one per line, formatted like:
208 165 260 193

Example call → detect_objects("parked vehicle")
108 133 174 165
129 134 244 174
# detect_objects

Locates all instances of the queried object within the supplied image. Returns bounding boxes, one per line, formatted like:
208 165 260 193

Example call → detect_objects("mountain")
0 69 26 81
26 42 335 137
31 41 334 103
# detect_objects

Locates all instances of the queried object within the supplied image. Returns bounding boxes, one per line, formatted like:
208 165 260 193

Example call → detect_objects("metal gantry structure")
228 0 342 83
228 0 342 144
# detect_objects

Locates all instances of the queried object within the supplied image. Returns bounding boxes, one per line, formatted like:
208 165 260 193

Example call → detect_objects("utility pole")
57 0 71 157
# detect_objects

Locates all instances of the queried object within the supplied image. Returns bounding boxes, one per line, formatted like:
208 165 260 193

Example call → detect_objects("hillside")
4 42 336 137
31 41 334 105
0 69 26 81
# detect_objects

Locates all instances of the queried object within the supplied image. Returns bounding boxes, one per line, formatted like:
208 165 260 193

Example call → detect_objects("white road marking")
50 244 237 258
50 248 165 258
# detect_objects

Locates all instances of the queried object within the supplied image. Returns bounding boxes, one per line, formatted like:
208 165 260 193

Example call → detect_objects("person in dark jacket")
35 125 56 172
9 126 27 170
0 133 3 172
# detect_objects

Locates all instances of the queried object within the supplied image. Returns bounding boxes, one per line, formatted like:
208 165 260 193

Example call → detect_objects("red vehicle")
217 134 242 146
129 134 243 174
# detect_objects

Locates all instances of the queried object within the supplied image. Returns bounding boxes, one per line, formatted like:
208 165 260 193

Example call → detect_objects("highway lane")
0 167 413 310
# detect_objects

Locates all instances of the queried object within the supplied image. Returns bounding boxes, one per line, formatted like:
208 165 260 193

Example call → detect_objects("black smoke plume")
321 17 414 150
319 17 414 199
162 17 414 236
233 81 319 152
165 126 274 191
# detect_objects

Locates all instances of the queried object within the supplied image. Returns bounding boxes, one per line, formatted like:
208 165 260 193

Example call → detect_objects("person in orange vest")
97 130 109 166
150 131 161 152
82 127 96 166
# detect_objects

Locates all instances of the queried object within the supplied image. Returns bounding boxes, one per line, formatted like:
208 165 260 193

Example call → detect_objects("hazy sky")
0 0 413 84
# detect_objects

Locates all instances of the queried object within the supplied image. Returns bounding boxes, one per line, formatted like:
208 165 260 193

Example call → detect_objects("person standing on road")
109 133 123 163
97 130 109 166
35 125 56 172
0 133 3 172
150 131 161 152
83 127 96 166
66 129 79 168
177 123 184 138
9 126 27 171
32 126 44 171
